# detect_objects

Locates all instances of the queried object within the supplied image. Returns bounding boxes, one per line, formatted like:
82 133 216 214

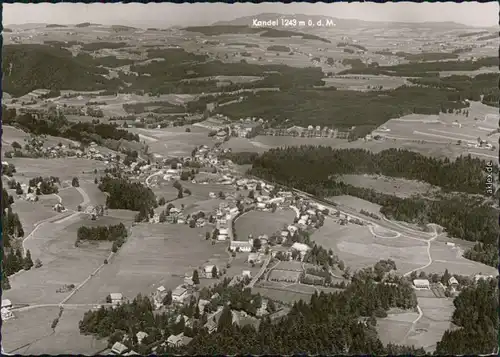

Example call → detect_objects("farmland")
64 223 228 304
234 209 296 241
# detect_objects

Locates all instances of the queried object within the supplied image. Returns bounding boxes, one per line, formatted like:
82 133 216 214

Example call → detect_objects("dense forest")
2 106 139 145
435 278 498 355
248 147 498 263
1 188 31 289
79 270 424 355
98 177 157 220
249 147 495 194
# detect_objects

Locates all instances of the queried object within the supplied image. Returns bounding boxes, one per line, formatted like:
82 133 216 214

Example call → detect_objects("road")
247 254 272 288
11 303 115 313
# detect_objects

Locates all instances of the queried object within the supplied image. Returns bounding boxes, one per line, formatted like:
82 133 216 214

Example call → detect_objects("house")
1 307 14 321
204 319 218 334
247 253 260 263
124 351 140 356
136 331 148 344
219 228 229 236
448 277 459 288
474 274 493 282
111 342 129 355
291 242 310 253
230 240 252 252
157 285 166 294
167 333 185 347
242 270 252 278
172 286 188 303
217 234 227 241
198 299 210 314
110 293 123 305
445 242 455 247
2 299 12 309
413 279 430 290
204 264 215 278
287 225 298 234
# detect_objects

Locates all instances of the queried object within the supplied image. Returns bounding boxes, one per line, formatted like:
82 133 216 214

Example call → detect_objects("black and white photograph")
1 2 498 355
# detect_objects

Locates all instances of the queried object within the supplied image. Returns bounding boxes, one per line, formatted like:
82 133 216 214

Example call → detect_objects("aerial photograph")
0 2 498 355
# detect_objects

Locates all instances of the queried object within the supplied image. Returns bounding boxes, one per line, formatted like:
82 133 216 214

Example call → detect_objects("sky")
3 2 498 28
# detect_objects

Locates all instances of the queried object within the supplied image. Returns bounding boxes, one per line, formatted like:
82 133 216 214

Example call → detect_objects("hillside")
2 44 118 97
214 13 471 30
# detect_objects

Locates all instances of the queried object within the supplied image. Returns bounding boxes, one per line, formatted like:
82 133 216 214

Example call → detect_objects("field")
19 306 108 355
4 213 117 305
253 280 343 304
57 187 86 210
376 310 420 347
323 74 408 91
78 182 107 206
8 158 107 187
423 239 497 276
311 218 429 273
234 209 296 241
65 223 228 304
338 174 439 199
12 199 61 236
127 126 214 158
329 195 383 214
406 297 456 352
2 306 62 354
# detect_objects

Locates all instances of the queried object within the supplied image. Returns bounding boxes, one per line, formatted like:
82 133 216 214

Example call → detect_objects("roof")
1 299 12 307
157 285 166 292
124 351 140 356
413 279 430 285
111 342 128 354
204 264 215 272
110 293 123 300
231 240 252 247
291 242 310 252
172 286 187 296
167 333 184 344
136 331 148 339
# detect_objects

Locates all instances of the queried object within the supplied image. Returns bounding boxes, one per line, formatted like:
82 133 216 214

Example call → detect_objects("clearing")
234 209 296 241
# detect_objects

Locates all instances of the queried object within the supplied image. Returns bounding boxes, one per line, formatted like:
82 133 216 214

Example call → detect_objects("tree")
163 290 173 306
11 141 21 150
211 265 218 279
94 177 98 184
185 127 191 132
192 269 200 285
106 294 112 303
34 258 43 268
2 270 11 290
177 190 184 199
15 183 23 195
24 249 34 270
217 305 233 333
267 299 276 313
72 177 80 187
253 238 262 251
205 232 211 240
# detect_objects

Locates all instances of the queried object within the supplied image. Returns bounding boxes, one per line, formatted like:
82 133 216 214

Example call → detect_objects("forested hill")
248 147 498 247
249 147 496 195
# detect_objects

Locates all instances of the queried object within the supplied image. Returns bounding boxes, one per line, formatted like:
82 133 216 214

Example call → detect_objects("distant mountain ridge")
213 13 476 30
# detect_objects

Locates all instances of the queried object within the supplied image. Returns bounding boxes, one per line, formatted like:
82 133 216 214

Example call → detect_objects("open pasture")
8 158 107 186
128 126 213 157
312 218 428 273
252 285 312 304
79 182 107 206
376 310 420 347
234 209 295 241
4 214 114 305
65 223 228 304
329 195 383 213
152 183 180 203
22 306 108 355
323 75 407 91
338 174 439 199
2 306 61 355
404 297 456 352
2 125 78 150
57 187 85 209
423 240 497 276
11 199 61 235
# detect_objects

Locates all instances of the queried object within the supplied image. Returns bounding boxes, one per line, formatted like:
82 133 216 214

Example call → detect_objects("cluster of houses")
413 273 495 293
232 118 262 138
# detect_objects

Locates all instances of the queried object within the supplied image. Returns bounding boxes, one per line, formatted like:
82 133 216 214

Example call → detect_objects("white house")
219 228 229 235
136 331 148 344
111 342 129 355
167 333 184 347
242 270 252 278
1 307 14 321
172 286 188 303
204 265 215 278
474 274 493 282
445 242 455 247
217 234 227 241
230 240 252 252
291 242 310 253
198 299 210 314
2 299 12 309
448 277 459 288
413 279 430 290
110 293 123 305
